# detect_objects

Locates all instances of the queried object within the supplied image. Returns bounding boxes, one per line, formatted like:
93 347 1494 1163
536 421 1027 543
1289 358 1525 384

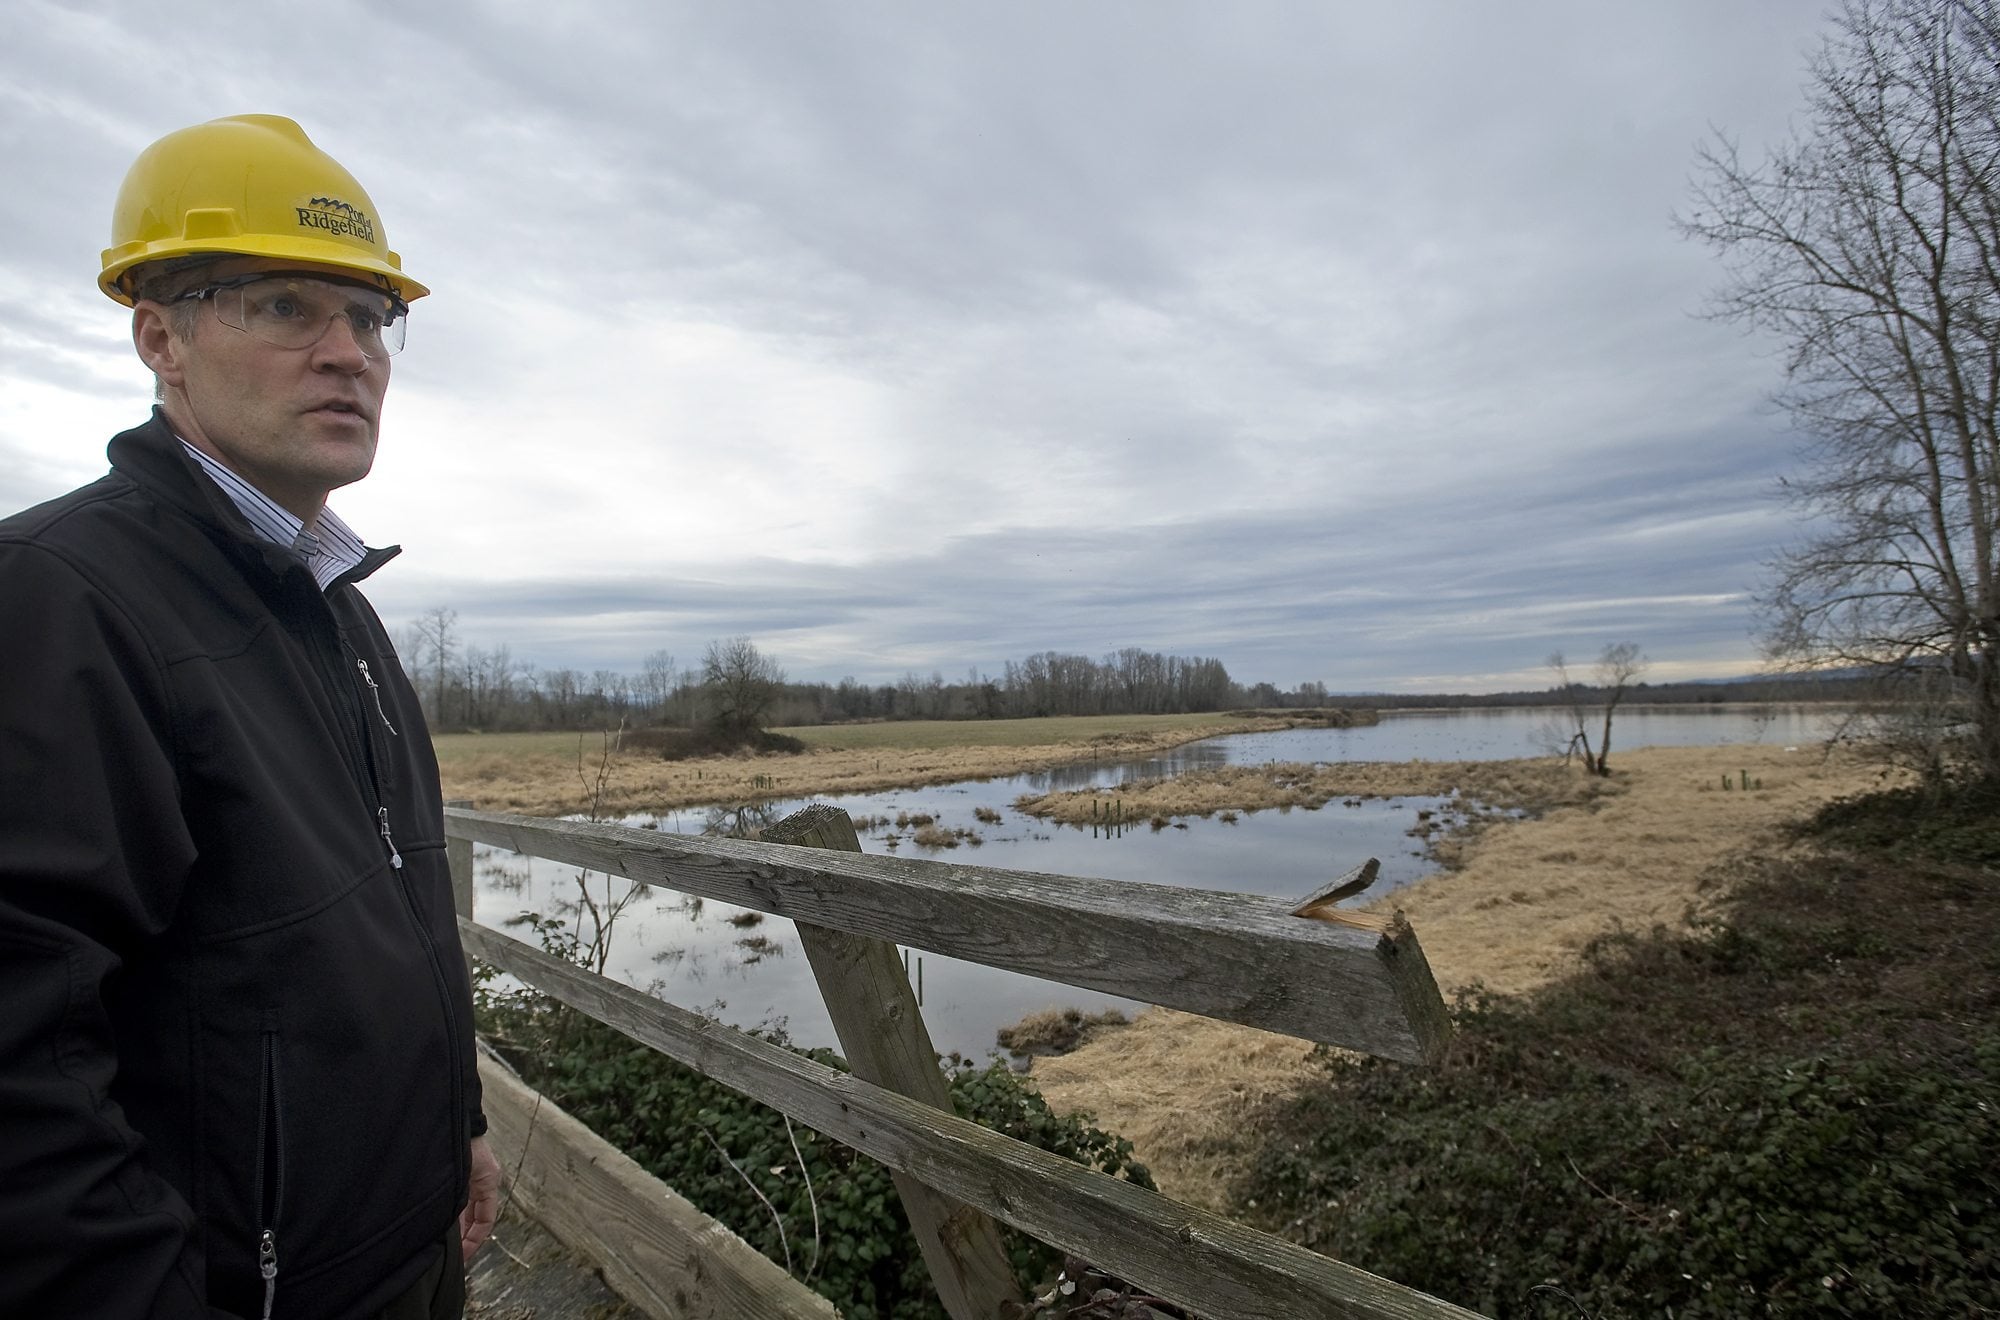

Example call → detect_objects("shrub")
1235 829 2000 1318
477 990 1154 1319
1791 777 2000 869
636 725 808 761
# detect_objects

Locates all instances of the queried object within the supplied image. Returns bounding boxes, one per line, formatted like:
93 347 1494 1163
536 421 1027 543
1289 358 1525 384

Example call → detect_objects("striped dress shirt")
176 439 370 591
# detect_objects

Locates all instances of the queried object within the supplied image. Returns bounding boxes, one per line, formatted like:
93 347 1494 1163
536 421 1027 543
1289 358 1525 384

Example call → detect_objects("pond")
471 704 1840 1062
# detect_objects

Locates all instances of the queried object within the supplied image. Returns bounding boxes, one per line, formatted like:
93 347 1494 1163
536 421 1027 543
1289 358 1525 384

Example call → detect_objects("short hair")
130 256 220 340
129 257 218 399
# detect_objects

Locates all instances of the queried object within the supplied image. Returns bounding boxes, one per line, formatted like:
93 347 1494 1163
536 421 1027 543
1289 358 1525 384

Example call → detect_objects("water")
472 704 1840 1061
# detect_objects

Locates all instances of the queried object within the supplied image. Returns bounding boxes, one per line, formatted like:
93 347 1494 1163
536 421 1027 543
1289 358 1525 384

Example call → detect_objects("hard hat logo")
297 199 376 245
99 115 427 306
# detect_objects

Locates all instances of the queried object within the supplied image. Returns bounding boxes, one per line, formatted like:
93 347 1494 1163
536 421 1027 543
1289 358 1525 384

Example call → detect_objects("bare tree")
896 670 930 718
1548 643 1647 776
409 606 458 726
1682 0 2000 783
638 649 676 725
701 636 786 736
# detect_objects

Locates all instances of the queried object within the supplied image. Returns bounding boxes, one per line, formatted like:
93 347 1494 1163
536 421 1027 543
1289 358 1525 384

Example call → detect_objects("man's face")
138 256 393 521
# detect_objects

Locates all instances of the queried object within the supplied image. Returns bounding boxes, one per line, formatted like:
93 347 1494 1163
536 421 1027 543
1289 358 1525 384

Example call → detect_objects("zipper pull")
259 1229 278 1320
355 659 399 736
377 807 404 870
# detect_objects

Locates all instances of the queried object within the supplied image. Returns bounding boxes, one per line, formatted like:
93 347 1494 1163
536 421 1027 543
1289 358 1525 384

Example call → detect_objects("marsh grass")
1015 757 1608 827
995 1007 1130 1059
772 711 1286 751
911 824 984 849
733 935 782 964
434 714 1293 816
1025 743 1894 1210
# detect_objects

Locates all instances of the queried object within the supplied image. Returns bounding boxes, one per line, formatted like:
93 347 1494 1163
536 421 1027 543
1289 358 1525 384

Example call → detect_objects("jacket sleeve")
0 541 232 1317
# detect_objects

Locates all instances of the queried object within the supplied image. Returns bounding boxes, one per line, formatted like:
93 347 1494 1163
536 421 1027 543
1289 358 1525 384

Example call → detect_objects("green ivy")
477 986 1153 1319
1236 796 2000 1318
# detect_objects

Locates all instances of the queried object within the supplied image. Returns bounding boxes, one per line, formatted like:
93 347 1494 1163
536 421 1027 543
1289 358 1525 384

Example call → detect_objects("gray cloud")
3 0 1840 692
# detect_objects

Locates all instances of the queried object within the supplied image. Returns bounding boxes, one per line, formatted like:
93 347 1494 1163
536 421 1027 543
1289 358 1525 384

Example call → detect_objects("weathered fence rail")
447 803 1480 1319
448 807 1451 1064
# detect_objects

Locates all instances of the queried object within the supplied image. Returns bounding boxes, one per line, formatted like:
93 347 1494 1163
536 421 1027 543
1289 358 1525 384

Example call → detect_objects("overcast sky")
3 1 1843 692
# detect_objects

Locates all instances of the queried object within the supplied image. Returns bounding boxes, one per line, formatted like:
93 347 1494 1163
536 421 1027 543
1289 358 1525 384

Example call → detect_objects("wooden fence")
446 801 1482 1320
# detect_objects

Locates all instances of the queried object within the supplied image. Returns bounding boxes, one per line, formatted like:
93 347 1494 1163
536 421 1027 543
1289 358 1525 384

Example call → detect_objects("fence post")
767 804 1024 1320
446 799 474 921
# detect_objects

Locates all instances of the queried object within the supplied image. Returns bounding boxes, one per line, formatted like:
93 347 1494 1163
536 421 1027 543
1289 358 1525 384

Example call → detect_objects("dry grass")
774 711 1290 752
1014 757 1609 825
994 1007 1130 1059
435 715 1292 816
1024 741 1895 1210
1027 1011 1335 1213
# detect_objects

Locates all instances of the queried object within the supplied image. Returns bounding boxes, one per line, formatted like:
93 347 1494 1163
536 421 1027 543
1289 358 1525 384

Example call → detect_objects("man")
0 115 499 1318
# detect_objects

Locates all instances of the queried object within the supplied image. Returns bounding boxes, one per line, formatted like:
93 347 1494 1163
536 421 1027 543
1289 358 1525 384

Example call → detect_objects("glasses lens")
218 277 405 358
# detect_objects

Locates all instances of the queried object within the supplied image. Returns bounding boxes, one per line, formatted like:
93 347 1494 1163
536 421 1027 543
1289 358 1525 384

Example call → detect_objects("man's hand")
460 1135 502 1263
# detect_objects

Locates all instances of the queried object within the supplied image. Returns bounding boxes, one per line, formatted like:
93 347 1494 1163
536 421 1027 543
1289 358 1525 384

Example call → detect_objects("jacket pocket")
254 1019 286 1320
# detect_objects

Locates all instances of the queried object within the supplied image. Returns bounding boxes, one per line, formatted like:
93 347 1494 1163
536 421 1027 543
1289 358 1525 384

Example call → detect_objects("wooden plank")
445 798 475 920
460 921 1488 1320
478 1047 838 1320
1290 858 1381 920
466 1195 642 1318
447 809 1449 1065
764 805 1024 1320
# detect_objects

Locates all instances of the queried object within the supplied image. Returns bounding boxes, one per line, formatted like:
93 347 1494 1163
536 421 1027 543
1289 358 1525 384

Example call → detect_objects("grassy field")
772 711 1265 750
431 712 1292 815
431 729 602 768
432 712 1264 766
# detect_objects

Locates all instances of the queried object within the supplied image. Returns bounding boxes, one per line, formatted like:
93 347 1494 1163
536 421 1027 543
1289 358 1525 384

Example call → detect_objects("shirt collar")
176 439 370 591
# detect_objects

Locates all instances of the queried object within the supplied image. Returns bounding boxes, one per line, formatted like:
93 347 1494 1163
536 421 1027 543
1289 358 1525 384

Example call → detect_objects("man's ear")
132 302 186 388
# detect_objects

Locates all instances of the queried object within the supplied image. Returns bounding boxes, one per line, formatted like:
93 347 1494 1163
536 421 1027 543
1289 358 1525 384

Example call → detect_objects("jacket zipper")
356 658 398 736
255 1024 286 1319
339 635 469 1192
313 600 473 1217
378 806 403 870
238 546 466 1294
356 659 404 867
259 1231 278 1320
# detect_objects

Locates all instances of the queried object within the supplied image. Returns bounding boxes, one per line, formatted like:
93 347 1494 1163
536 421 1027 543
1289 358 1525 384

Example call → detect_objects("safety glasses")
175 272 408 359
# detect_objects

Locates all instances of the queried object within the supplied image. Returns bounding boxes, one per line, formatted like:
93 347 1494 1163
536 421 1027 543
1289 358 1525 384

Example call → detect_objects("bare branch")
1686 0 2000 781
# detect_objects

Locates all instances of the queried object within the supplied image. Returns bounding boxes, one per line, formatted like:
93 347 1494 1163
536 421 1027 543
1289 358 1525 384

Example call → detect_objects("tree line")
397 606 1866 736
395 611 1268 732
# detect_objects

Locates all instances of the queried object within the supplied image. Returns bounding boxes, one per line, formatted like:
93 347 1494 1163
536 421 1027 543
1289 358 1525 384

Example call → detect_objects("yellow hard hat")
99 114 428 306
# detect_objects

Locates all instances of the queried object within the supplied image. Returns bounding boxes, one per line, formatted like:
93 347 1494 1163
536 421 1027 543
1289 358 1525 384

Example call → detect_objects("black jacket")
0 413 483 1319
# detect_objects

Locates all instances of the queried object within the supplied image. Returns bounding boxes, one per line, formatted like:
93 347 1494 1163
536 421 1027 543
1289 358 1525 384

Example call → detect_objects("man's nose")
308 314 372 370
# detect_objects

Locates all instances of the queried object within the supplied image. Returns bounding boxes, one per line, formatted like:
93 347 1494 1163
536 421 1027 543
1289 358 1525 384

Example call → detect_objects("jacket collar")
107 408 401 587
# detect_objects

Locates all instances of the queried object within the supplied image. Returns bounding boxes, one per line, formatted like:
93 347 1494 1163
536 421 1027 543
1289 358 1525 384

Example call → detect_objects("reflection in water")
476 704 1845 1061
703 801 782 838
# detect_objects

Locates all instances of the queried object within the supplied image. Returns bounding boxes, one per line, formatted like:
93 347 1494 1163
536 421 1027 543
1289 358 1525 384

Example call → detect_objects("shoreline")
1013 756 1616 834
1020 740 1891 1211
